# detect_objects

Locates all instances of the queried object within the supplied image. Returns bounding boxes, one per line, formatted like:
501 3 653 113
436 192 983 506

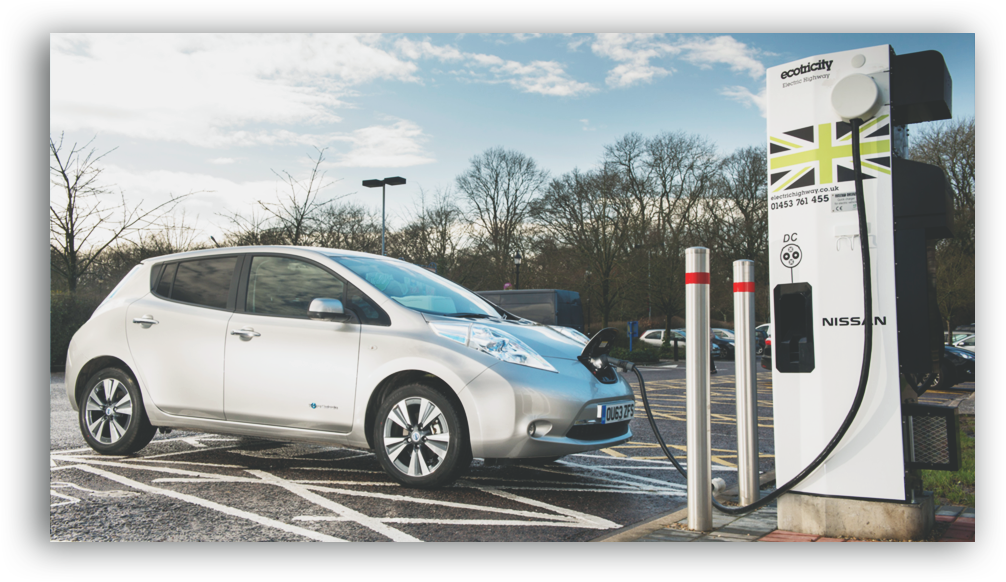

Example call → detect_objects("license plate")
598 402 634 424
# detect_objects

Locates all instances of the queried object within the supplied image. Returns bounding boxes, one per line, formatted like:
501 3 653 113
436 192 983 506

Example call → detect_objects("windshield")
330 256 499 317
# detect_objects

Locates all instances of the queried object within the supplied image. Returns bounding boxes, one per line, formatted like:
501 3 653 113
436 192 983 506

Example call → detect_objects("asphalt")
51 360 976 542
598 360 976 543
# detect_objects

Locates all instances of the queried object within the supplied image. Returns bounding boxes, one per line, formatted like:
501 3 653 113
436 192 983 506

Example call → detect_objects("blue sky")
49 32 975 242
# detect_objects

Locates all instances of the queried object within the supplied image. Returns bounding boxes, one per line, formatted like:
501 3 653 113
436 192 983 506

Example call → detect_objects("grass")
922 415 975 508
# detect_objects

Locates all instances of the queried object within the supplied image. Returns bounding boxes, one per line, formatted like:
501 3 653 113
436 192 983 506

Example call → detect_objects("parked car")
64 247 635 488
477 289 584 333
670 329 722 358
903 345 974 394
639 328 686 350
953 334 975 353
755 327 768 356
712 328 735 340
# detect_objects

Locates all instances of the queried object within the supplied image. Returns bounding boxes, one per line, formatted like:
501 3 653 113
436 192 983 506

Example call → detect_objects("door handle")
231 328 261 340
132 315 159 327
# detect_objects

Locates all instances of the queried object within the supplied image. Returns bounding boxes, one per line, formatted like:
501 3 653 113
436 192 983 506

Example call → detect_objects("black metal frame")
902 403 962 472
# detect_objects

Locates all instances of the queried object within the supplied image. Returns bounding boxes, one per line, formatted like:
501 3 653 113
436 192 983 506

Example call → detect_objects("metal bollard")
733 260 760 506
685 247 712 531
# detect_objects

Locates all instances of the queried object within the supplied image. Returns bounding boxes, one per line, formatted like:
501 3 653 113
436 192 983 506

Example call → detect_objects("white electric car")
65 247 635 487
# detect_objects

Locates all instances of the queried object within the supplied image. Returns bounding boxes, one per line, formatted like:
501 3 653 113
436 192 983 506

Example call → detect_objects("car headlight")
430 322 557 373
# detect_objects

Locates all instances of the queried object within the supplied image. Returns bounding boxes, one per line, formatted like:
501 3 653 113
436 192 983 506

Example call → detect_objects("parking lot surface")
50 363 973 542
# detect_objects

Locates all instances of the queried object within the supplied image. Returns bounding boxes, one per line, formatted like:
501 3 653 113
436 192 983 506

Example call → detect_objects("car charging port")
577 328 619 383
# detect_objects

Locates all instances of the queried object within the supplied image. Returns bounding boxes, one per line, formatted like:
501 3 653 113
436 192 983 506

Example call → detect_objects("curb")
593 470 776 542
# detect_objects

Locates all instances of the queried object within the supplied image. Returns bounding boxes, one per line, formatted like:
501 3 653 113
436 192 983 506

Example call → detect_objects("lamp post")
362 176 406 256
513 252 522 290
585 269 592 335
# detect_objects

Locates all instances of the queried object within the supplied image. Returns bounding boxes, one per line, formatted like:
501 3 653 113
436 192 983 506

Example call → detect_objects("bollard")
733 260 760 506
685 247 712 531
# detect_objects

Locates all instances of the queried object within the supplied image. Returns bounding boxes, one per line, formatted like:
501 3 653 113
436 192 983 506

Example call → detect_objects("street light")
513 252 522 290
362 176 406 256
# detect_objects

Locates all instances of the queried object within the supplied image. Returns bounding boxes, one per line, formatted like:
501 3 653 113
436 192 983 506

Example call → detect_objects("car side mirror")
308 298 351 322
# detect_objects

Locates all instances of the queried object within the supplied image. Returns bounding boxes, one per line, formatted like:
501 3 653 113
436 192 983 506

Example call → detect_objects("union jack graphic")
769 116 892 193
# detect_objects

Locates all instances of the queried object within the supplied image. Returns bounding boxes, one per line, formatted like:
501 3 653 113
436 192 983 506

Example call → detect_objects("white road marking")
73 464 346 542
466 482 620 530
556 460 688 490
247 470 421 543
50 490 80 507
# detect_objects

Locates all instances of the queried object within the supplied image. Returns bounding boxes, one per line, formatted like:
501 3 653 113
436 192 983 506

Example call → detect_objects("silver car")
65 247 634 487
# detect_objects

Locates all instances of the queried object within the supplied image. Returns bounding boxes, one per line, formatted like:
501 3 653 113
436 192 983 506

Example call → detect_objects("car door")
223 254 362 432
125 255 241 419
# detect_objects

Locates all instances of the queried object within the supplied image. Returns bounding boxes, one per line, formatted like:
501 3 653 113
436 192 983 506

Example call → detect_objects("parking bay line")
71 464 347 542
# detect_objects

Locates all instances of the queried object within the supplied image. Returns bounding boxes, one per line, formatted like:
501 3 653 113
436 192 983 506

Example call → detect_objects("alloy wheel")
382 396 451 477
84 378 133 445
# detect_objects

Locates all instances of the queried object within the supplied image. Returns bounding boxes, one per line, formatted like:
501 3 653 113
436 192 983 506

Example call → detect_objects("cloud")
721 86 767 117
579 119 596 131
50 33 420 148
331 119 436 168
208 157 236 165
591 33 678 88
677 36 765 79
395 37 595 97
590 33 765 88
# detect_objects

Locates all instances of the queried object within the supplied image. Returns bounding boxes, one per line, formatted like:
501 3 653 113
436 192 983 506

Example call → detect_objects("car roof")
139 245 392 265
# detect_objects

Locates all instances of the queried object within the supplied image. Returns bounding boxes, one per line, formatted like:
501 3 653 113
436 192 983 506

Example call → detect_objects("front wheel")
79 367 157 455
373 384 471 488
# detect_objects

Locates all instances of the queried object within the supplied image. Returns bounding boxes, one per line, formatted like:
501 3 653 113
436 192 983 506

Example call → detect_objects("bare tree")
645 132 722 336
219 147 345 247
911 117 976 330
910 117 975 255
455 147 549 288
50 133 191 293
533 167 635 327
393 187 471 284
315 202 382 254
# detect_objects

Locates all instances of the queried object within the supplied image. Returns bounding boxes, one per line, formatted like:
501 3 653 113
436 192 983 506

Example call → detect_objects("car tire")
373 384 472 488
934 360 956 391
78 367 157 455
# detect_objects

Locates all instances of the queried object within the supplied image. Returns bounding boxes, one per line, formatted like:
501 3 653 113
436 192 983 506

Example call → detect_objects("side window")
346 284 391 326
172 257 238 309
153 257 237 310
644 331 661 340
155 263 177 298
246 256 345 318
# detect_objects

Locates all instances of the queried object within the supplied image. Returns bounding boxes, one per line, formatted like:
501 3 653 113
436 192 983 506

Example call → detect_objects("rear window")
154 257 238 309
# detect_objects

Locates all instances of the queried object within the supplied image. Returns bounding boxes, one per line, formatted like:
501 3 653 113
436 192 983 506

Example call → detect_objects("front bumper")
458 357 634 459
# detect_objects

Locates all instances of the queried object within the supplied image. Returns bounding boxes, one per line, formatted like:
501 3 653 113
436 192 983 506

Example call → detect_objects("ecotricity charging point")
766 45 955 539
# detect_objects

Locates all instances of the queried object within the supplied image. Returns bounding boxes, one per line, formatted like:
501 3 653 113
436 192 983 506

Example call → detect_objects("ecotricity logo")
780 59 833 79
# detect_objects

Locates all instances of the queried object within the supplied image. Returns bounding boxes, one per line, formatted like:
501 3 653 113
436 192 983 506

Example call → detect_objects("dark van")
477 289 584 333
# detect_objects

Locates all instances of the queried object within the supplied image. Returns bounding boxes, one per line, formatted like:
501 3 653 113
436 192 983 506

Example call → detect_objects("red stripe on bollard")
685 272 710 285
733 282 755 293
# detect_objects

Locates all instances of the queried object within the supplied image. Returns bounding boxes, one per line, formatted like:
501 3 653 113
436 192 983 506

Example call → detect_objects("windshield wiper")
445 312 495 319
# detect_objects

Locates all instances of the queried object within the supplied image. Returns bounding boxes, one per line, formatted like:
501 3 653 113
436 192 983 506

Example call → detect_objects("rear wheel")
373 384 471 488
79 367 157 455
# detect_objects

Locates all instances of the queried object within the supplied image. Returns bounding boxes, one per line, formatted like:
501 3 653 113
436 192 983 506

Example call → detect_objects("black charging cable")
608 117 874 516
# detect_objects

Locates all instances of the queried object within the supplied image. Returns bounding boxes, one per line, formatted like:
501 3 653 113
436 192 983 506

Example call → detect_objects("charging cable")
607 117 873 516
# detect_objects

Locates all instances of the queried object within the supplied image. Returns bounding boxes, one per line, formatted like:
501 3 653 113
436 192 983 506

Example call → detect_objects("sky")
49 32 976 243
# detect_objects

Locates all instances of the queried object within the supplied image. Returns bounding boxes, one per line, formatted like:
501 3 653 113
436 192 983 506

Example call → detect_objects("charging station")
766 45 956 538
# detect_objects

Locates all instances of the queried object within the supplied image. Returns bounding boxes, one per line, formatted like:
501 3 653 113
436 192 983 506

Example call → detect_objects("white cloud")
721 86 767 117
395 37 595 97
591 33 678 88
50 33 420 148
331 120 436 168
677 36 765 79
590 33 765 88
208 157 236 165
579 119 596 131
100 164 281 237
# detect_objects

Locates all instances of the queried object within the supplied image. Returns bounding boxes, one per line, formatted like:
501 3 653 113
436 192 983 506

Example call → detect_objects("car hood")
422 314 585 360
